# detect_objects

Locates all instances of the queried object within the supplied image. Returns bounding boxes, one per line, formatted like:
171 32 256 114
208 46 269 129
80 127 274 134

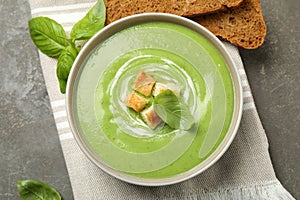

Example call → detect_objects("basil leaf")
58 78 67 94
178 100 195 130
17 180 61 200
28 17 68 57
56 46 78 94
153 89 194 130
56 46 78 80
70 0 106 40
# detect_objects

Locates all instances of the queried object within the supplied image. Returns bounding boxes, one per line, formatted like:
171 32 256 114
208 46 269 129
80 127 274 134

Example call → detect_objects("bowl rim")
66 13 243 186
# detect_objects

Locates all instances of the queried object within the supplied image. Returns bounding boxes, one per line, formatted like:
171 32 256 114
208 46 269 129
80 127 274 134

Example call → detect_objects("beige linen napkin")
29 0 295 199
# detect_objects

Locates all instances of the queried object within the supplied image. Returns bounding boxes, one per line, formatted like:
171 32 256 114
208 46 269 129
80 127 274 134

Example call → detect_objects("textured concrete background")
0 0 299 199
0 0 73 199
240 0 300 198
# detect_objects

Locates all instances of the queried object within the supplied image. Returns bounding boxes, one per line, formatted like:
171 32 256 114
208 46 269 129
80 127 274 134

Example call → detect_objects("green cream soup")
74 22 234 178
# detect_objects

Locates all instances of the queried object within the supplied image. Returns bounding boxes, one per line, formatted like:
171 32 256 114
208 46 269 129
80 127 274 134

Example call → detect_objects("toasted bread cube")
153 82 181 97
141 105 163 129
126 92 147 112
133 71 156 96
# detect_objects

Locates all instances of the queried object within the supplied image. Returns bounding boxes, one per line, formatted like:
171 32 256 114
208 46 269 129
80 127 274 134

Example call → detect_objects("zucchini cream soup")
73 21 234 179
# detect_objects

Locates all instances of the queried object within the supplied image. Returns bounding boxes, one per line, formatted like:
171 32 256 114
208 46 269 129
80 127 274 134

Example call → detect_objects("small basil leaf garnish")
28 17 68 57
17 180 61 200
70 0 106 40
153 89 194 130
178 99 195 130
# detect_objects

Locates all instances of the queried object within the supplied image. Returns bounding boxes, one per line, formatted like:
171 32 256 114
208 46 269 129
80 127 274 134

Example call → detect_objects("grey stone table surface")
0 0 299 199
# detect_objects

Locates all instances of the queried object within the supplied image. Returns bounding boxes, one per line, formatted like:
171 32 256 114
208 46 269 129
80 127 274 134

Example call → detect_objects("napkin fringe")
184 181 295 200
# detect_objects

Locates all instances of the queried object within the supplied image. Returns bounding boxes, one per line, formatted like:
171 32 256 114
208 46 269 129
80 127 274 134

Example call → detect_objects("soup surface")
74 22 234 178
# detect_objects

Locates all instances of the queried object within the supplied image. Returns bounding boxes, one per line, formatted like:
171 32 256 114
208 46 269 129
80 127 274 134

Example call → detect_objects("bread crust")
192 0 267 49
104 0 266 49
104 0 243 24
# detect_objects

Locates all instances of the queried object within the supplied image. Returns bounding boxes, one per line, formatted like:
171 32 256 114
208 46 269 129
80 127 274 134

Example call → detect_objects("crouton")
126 92 147 112
153 82 181 97
141 105 163 129
133 71 156 96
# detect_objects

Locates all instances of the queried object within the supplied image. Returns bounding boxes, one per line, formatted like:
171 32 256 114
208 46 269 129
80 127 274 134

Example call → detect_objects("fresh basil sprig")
153 89 194 130
17 180 61 200
28 0 106 93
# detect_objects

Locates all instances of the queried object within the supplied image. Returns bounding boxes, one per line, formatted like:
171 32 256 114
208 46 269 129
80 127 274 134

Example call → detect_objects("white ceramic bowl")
66 13 243 186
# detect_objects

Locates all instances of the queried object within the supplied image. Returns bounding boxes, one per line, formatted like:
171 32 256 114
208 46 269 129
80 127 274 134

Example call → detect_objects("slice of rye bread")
104 0 244 24
192 0 267 49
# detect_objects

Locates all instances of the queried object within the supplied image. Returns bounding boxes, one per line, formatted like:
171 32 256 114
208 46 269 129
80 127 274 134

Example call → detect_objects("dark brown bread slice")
104 0 243 24
192 0 267 49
